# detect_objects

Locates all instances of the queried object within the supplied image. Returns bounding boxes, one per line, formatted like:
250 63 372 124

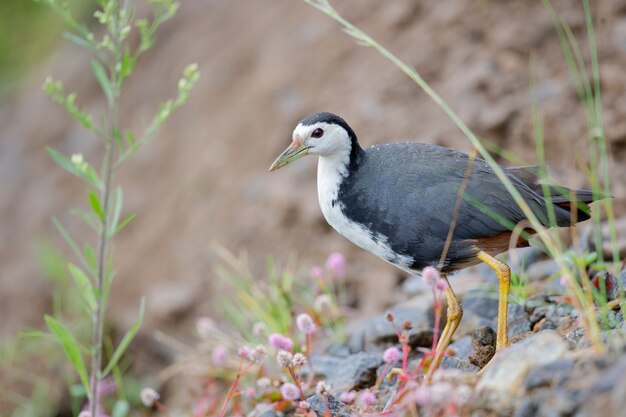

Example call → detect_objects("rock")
476 330 570 413
441 356 480 373
347 299 436 353
557 317 586 349
251 403 281 417
531 302 576 332
525 259 560 282
400 275 430 297
469 326 496 368
447 335 473 361
313 352 383 393
457 289 531 346
523 358 575 391
507 304 531 339
457 289 499 337
306 394 347 417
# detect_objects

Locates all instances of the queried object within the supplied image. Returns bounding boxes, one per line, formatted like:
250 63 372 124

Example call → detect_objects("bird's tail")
506 166 605 225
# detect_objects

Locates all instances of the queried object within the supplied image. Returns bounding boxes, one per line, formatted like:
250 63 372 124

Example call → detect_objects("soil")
1 0 625 402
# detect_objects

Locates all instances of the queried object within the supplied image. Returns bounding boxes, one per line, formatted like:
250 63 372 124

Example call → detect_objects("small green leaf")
19 329 45 339
68 263 96 309
52 217 89 272
70 208 100 232
47 147 100 187
63 31 96 52
125 130 136 150
116 213 136 233
88 190 105 222
113 129 124 150
102 298 145 377
84 243 97 276
45 315 90 393
46 147 82 178
91 59 113 104
69 383 87 398
108 187 123 237
112 400 130 417
120 48 137 82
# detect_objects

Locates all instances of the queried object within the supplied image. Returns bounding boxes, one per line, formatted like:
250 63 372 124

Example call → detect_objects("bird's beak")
269 138 309 172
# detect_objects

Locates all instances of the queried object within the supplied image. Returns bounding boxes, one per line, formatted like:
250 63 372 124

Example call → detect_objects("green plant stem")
90 3 122 415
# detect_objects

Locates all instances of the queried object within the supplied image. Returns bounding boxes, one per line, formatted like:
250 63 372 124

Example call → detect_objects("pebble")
476 330 570 412
312 352 383 393
306 393 347 417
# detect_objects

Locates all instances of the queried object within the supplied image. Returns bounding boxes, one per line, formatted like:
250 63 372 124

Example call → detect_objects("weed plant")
33 0 198 416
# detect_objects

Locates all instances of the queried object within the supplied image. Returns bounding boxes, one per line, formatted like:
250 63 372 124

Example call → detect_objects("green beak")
269 139 309 172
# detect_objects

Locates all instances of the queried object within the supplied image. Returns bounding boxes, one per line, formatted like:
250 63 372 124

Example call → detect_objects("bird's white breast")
316 155 413 269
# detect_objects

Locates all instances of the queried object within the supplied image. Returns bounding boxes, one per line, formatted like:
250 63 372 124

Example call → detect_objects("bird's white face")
292 122 351 157
269 120 351 171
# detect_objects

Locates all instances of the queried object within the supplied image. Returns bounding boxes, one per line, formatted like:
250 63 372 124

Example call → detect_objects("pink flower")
238 346 253 360
359 390 376 407
382 346 400 364
211 345 229 367
435 278 448 292
325 252 346 278
280 382 300 401
296 313 317 335
414 386 431 406
310 266 325 280
422 266 440 286
269 333 294 351
244 388 256 399
339 391 356 404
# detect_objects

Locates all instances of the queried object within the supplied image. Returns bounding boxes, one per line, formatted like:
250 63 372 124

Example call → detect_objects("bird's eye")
311 128 324 138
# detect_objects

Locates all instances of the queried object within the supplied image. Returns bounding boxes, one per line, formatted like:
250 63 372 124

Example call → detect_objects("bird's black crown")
300 112 357 140
299 112 363 167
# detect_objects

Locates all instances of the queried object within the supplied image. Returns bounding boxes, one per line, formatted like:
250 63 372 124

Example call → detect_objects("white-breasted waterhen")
269 112 598 373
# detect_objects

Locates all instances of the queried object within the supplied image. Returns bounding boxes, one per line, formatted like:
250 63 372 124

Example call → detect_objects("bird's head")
269 112 357 172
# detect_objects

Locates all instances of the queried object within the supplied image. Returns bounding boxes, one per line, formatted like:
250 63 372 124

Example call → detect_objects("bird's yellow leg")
425 274 462 380
477 251 510 350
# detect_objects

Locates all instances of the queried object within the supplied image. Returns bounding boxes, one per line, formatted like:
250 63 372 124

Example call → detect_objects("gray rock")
441 356 480 373
347 299 436 353
476 330 570 412
523 358 575 391
507 303 531 339
458 290 530 340
400 274 430 296
447 335 473 360
525 259 560 282
306 394 347 417
314 352 383 393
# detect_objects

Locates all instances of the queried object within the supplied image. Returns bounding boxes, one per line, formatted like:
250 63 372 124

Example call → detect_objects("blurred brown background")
1 0 625 363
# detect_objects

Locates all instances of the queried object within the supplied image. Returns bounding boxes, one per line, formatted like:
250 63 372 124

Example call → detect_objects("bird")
269 111 598 374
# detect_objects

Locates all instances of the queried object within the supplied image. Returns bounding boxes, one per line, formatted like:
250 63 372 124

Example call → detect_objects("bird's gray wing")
338 143 561 270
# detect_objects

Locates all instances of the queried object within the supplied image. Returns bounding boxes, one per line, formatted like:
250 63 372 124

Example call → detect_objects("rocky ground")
275 248 626 417
1 0 626 415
